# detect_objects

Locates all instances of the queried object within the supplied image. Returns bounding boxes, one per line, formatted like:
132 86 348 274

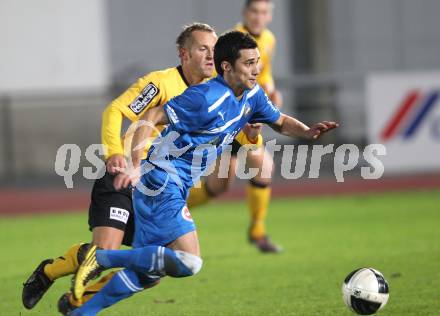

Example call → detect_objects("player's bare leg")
186 154 237 207
92 227 125 250
205 155 237 197
187 142 281 253
167 230 201 257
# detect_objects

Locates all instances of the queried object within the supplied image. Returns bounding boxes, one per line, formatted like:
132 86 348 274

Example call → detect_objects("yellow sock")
43 243 83 281
187 181 211 209
246 182 271 239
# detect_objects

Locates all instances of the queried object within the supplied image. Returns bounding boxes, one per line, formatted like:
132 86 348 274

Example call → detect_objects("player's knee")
165 250 203 277
248 147 272 167
177 251 203 276
206 179 231 197
214 182 230 195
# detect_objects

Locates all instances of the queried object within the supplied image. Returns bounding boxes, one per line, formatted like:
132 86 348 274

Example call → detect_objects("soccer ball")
342 268 389 315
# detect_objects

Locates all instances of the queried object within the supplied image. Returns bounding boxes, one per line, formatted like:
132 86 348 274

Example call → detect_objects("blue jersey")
140 75 281 198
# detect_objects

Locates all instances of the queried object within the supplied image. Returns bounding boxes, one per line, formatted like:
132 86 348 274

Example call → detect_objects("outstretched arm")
114 106 169 190
269 113 338 140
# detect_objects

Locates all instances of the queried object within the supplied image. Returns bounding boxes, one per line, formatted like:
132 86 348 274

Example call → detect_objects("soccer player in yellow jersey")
236 0 282 106
187 0 282 252
22 23 218 313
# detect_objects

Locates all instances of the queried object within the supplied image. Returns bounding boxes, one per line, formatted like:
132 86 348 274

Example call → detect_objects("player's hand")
243 123 262 143
106 154 127 175
305 121 339 140
113 167 140 191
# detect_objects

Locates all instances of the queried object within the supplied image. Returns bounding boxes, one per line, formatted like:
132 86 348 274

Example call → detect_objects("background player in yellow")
22 23 218 313
236 0 282 105
187 0 282 252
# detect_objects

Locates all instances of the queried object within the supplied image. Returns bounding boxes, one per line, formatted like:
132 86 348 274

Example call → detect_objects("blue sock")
96 246 200 277
71 269 157 316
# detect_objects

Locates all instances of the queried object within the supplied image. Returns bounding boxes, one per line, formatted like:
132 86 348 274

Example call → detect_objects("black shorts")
88 172 134 246
231 139 241 156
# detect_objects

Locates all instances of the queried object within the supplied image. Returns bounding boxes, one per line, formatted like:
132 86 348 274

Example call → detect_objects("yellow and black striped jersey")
102 66 190 159
235 23 276 94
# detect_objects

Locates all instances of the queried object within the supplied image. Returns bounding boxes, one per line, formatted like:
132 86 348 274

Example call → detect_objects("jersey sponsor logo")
109 207 130 224
181 206 193 222
129 83 159 114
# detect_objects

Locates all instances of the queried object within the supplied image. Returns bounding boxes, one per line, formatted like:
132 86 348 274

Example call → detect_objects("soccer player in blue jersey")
70 31 338 315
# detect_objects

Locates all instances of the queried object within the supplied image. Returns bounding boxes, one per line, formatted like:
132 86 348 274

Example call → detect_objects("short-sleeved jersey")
235 23 276 94
141 75 281 197
102 65 260 160
102 66 190 159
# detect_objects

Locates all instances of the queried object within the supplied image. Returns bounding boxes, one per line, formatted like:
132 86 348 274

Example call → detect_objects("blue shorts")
131 186 196 248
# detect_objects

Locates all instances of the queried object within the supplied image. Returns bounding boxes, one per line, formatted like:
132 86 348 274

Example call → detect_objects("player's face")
243 1 273 36
230 48 260 91
186 30 217 78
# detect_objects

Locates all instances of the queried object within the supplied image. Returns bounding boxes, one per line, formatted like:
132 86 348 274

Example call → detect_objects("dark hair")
214 31 257 76
244 0 271 8
176 22 215 50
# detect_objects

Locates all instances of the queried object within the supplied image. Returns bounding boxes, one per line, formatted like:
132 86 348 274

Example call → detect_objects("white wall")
0 0 109 93
0 0 291 93
329 0 440 74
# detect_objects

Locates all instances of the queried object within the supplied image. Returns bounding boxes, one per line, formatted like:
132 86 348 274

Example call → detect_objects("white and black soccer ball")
342 268 389 315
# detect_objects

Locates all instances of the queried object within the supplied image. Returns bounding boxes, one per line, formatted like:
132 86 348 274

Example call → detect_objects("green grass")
1 190 440 315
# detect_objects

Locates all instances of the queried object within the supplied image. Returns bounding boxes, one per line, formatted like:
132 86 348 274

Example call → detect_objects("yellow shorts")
234 130 264 146
230 130 264 156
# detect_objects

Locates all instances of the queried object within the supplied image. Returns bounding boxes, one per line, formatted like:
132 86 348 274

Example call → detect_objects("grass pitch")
1 190 439 315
